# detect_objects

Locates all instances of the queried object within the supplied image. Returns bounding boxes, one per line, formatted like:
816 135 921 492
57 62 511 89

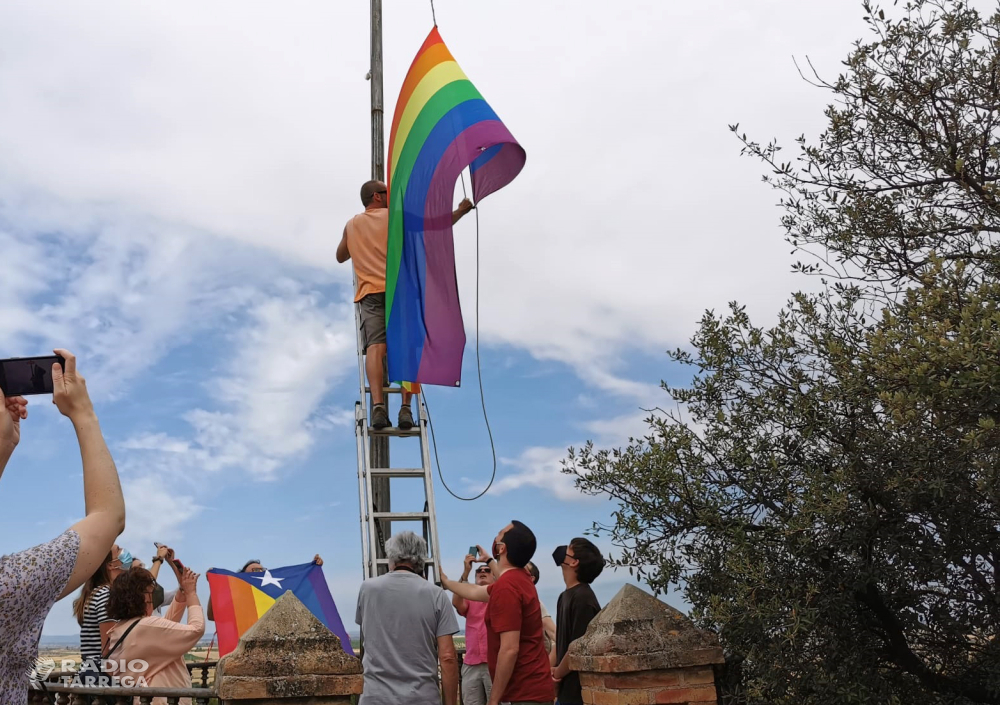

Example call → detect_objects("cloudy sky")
0 0 871 637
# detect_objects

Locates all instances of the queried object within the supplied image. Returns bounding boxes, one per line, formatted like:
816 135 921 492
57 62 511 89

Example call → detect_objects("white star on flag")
254 570 284 588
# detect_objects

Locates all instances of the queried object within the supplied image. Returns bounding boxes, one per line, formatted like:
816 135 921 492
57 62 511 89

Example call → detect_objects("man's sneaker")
398 405 414 430
371 404 390 430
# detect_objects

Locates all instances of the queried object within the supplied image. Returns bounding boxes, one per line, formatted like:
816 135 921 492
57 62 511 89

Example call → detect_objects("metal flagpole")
368 0 391 574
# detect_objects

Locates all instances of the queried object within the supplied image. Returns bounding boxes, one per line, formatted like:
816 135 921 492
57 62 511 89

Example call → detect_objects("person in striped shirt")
73 544 131 679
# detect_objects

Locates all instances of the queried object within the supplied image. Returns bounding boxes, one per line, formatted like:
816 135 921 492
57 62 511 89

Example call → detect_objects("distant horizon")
38 629 464 647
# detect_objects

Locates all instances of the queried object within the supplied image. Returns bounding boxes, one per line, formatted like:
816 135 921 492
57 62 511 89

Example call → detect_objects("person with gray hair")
355 531 459 705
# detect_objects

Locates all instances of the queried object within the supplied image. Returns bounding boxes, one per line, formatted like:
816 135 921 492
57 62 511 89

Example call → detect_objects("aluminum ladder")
352 295 443 583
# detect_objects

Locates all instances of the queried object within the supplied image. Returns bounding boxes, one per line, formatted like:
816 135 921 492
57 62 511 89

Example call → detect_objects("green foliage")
566 2 1000 703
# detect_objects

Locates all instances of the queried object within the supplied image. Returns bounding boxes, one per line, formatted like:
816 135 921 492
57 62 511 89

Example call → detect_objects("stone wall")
567 584 725 705
215 592 363 705
213 581 724 705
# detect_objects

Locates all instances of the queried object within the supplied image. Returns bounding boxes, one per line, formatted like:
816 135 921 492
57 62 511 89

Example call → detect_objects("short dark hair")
107 568 156 621
525 561 540 584
360 180 384 207
570 537 605 584
503 520 536 568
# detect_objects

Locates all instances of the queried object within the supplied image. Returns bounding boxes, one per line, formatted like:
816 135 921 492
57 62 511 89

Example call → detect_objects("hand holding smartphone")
0 355 66 396
154 542 183 572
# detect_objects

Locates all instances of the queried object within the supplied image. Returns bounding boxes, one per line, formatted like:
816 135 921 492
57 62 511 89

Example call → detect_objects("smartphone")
0 355 65 396
468 546 477 556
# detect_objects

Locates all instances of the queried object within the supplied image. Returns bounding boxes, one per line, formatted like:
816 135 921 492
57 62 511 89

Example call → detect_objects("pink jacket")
107 595 205 705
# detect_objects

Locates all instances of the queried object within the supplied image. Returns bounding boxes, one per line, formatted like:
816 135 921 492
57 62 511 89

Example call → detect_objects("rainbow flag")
206 562 353 657
386 27 526 387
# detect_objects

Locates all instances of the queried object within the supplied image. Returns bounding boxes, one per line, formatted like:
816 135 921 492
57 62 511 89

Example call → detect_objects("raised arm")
149 544 173 581
56 350 126 599
165 567 202 623
440 569 489 603
0 393 27 482
451 198 474 225
475 545 501 579
336 226 351 263
452 554 474 615
143 592 206 661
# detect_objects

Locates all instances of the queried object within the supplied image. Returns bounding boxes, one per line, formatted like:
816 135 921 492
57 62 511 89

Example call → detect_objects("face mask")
152 583 165 610
118 550 134 571
553 545 568 567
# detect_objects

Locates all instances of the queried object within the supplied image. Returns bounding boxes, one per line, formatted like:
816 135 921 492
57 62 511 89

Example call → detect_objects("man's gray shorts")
461 662 492 705
359 293 387 352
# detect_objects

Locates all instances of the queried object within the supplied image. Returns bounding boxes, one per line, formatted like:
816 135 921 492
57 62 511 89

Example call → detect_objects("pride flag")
206 562 353 657
386 27 526 387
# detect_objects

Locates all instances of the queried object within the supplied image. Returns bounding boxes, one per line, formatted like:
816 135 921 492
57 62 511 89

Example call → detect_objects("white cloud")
582 411 653 444
491 408 662 502
490 446 596 502
118 289 357 480
119 475 202 549
0 0 866 404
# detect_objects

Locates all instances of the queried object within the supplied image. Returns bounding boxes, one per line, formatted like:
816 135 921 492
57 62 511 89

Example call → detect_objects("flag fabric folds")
386 26 526 387
206 562 353 657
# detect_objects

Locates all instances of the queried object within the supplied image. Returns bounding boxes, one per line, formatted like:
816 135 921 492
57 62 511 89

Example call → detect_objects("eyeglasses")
376 190 387 195
475 568 491 574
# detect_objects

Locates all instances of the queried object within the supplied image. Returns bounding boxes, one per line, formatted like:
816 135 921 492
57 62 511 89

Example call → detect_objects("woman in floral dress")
0 350 126 704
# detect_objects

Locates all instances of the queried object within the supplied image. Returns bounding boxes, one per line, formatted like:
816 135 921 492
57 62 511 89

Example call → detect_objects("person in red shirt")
442 521 554 705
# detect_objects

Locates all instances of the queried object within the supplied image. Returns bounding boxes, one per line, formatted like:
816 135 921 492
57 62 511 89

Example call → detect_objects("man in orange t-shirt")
337 180 472 429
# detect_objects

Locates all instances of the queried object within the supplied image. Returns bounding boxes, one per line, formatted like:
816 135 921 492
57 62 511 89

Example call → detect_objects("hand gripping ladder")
352 295 443 582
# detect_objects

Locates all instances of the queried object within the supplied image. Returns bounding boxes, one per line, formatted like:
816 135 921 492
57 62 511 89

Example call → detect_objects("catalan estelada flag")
206 562 353 657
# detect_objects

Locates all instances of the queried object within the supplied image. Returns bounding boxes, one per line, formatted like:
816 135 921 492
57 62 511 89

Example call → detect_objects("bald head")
361 180 387 208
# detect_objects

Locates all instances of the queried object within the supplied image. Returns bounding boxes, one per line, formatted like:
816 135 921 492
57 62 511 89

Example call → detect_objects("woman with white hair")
355 531 460 705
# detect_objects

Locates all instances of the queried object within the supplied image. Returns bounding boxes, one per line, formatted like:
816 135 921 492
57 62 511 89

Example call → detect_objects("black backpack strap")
35 680 55 705
102 617 142 661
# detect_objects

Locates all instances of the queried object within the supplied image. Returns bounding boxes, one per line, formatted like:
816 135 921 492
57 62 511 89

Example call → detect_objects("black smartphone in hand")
0 355 65 396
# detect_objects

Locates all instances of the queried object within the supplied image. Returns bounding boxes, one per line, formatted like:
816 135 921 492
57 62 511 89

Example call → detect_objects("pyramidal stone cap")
216 592 363 701
567 584 724 673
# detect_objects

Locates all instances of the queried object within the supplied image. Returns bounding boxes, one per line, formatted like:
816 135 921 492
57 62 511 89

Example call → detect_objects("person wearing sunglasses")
549 538 605 705
337 180 473 430
441 521 553 705
453 553 496 705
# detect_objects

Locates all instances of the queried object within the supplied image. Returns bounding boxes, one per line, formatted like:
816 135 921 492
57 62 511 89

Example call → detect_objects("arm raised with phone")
0 349 126 699
52 349 127 598
0 350 127 598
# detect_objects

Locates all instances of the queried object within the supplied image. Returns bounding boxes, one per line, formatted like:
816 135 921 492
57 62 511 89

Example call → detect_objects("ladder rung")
372 511 430 521
370 467 426 478
369 426 420 437
364 387 406 394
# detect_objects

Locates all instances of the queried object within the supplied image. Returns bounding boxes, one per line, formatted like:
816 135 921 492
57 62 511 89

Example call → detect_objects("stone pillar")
216 592 363 705
567 584 724 705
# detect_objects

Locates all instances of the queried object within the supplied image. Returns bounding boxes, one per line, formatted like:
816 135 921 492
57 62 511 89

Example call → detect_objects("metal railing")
29 684 216 704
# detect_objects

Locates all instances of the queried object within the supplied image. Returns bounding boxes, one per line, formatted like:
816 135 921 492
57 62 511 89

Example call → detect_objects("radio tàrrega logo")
28 657 56 685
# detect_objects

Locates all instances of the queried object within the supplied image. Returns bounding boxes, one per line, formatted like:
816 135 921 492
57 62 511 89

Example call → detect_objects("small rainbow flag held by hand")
386 27 526 387
206 562 353 657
